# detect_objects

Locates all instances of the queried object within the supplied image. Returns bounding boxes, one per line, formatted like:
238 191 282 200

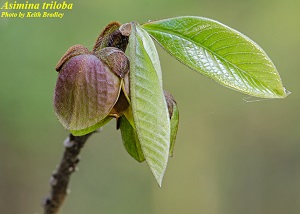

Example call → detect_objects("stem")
43 133 94 214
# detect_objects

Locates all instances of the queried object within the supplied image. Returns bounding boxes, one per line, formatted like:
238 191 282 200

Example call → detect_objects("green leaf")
164 91 179 157
142 16 289 98
70 116 112 136
119 115 145 162
128 22 171 186
169 102 179 156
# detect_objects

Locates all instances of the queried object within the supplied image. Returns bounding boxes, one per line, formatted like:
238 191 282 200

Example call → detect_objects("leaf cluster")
54 16 289 186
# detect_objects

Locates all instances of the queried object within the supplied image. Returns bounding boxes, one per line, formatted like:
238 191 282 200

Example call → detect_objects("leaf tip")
270 86 291 99
154 173 164 187
146 158 168 187
283 87 291 98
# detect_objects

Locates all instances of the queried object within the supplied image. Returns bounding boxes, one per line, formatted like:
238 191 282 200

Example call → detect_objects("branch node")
49 176 58 186
64 136 75 148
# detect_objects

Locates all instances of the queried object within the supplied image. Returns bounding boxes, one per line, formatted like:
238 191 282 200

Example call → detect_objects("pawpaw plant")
54 16 289 186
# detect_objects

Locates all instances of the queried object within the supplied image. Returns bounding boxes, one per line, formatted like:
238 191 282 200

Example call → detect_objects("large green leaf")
128 22 170 186
142 16 288 98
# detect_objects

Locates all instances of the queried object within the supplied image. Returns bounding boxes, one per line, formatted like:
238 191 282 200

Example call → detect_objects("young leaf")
119 115 145 162
164 91 179 157
142 16 288 98
70 117 112 136
128 22 170 186
169 102 179 156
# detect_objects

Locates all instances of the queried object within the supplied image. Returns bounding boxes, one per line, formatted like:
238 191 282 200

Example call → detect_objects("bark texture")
43 133 93 214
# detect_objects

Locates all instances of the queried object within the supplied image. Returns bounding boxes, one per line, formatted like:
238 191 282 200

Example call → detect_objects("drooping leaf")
119 115 145 162
128 22 170 186
142 16 289 98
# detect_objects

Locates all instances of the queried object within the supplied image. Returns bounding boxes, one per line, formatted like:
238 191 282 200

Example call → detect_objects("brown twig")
43 133 94 214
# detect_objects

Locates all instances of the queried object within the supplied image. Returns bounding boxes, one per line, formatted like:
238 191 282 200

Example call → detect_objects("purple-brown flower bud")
54 22 131 135
54 53 121 131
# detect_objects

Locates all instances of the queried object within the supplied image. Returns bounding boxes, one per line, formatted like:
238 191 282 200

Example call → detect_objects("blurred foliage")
0 0 299 213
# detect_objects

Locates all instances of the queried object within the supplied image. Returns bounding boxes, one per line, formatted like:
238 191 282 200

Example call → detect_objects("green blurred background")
0 0 299 213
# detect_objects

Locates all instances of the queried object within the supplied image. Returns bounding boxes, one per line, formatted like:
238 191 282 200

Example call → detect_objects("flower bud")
54 49 121 131
54 22 131 135
93 22 129 53
95 47 130 78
